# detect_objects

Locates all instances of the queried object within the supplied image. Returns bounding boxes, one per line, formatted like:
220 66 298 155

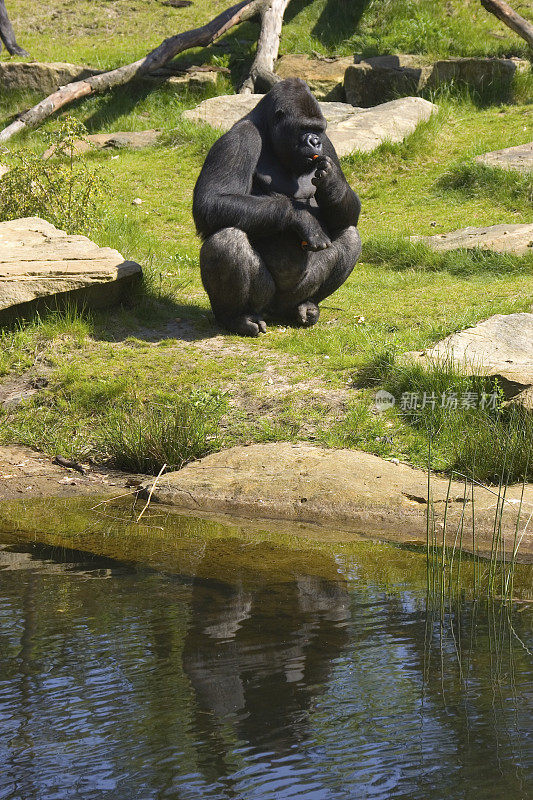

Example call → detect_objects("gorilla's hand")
292 208 331 251
311 155 343 203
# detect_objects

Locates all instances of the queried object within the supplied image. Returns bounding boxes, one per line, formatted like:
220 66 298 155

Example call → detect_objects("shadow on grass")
285 0 371 49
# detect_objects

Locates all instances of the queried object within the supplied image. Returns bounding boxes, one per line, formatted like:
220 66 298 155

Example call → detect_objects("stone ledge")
0 217 142 321
411 223 533 256
139 443 533 561
183 95 437 157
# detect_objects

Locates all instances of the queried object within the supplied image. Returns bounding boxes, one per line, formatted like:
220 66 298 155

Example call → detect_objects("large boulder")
411 223 533 256
0 217 141 321
475 142 533 175
408 313 533 398
183 95 437 157
139 442 533 560
344 55 528 107
275 54 352 100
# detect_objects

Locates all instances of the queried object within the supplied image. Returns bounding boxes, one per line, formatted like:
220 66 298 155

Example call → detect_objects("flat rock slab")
412 223 533 255
475 142 533 174
409 313 533 393
139 443 533 561
0 217 141 319
183 95 437 157
43 130 161 158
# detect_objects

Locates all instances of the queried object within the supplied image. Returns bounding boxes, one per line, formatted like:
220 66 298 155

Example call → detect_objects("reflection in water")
0 531 531 800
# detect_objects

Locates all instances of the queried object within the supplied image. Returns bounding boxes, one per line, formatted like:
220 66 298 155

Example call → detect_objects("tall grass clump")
363 235 533 276
425 451 530 607
436 162 533 209
101 393 226 473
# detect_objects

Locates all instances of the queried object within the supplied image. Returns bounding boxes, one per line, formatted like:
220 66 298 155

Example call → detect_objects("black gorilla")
193 78 361 337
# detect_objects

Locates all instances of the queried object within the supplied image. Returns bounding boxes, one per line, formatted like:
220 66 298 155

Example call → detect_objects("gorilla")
193 78 361 337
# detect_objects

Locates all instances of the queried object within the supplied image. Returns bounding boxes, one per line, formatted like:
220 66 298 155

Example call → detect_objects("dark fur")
0 0 29 55
193 78 361 336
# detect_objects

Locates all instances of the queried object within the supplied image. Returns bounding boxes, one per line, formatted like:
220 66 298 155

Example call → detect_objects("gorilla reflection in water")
181 540 350 774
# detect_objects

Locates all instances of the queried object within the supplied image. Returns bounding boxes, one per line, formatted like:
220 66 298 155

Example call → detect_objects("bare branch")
480 0 533 48
240 0 292 94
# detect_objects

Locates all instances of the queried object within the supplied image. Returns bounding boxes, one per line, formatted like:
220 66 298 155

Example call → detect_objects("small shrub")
0 116 104 234
101 392 226 473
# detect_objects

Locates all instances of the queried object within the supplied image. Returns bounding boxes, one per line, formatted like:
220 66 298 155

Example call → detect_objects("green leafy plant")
0 116 103 234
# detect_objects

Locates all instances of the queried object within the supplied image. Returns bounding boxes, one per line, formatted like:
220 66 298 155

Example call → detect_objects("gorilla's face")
271 110 326 175
265 79 327 175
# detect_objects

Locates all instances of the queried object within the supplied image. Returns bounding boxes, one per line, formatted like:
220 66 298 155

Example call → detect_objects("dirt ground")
0 445 141 500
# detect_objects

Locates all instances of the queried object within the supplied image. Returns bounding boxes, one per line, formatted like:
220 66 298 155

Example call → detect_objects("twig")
136 463 167 522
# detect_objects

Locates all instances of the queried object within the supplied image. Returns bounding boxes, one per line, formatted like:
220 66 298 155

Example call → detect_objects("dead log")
240 0 292 93
0 0 264 143
0 0 29 56
480 0 533 48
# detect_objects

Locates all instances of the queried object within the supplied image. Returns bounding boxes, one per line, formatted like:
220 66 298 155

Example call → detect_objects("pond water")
0 499 531 800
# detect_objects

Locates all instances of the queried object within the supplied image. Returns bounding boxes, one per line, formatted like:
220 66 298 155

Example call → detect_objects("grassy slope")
3 0 532 68
0 0 532 479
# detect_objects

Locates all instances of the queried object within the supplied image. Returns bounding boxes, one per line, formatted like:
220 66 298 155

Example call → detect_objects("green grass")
3 0 531 69
0 1 532 481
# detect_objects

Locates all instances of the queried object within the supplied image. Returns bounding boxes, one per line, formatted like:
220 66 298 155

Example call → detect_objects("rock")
475 142 533 175
162 71 219 91
344 55 528 107
0 217 142 322
43 130 161 158
275 54 352 100
183 95 437 157
0 61 102 94
408 313 533 398
411 223 533 256
0 60 219 96
139 442 533 560
0 164 9 179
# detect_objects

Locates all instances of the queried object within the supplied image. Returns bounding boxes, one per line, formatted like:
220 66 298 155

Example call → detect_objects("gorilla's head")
257 78 327 175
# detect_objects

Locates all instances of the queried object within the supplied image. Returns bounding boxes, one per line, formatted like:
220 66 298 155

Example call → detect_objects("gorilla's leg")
262 226 361 326
200 227 275 337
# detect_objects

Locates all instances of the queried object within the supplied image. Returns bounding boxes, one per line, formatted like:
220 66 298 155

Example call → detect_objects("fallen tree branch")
0 0 264 143
240 0 292 93
480 0 533 48
0 0 29 57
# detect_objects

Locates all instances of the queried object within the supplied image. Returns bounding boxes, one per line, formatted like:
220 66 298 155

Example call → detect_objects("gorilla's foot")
218 313 267 337
294 301 320 327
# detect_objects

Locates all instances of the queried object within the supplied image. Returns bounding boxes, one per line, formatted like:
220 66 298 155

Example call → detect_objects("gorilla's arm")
193 121 294 239
312 138 361 234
